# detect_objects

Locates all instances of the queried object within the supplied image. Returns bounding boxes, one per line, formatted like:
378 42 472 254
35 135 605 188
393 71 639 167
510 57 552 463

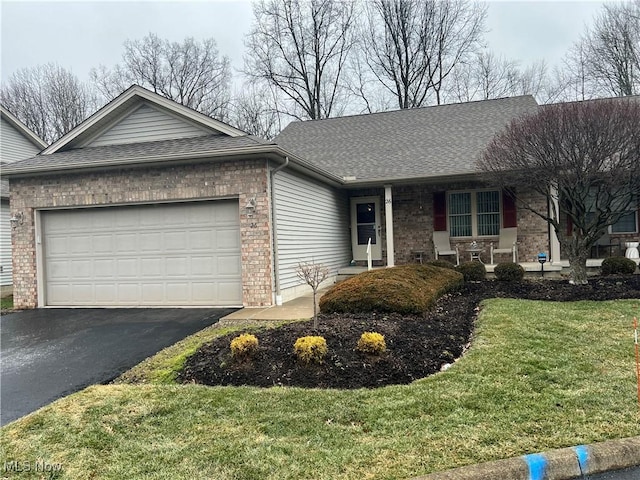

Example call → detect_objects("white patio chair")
490 227 518 264
433 231 460 266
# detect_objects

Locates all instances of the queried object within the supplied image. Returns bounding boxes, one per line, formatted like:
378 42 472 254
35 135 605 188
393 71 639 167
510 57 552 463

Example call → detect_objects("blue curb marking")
524 453 548 480
574 445 589 473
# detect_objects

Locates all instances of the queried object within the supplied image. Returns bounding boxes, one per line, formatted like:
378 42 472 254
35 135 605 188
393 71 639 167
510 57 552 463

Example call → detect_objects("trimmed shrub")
356 332 386 355
456 261 487 281
494 262 525 282
294 336 328 364
425 260 457 270
230 333 259 358
319 264 463 315
601 256 637 275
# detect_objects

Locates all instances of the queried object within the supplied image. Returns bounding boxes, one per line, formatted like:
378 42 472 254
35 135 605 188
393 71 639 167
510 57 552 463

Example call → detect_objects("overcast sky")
1 0 607 86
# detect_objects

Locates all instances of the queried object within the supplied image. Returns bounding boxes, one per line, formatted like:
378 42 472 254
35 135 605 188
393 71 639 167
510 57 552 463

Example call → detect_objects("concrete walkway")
221 289 322 322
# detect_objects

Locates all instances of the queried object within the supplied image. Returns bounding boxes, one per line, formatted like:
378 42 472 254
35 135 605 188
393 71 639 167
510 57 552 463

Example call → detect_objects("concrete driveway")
0 307 235 426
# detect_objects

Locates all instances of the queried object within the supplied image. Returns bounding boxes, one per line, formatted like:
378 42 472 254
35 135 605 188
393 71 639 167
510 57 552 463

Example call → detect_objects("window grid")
449 190 501 237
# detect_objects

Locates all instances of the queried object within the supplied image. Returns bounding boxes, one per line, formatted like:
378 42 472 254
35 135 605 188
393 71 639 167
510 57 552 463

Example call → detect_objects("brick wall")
10 159 274 308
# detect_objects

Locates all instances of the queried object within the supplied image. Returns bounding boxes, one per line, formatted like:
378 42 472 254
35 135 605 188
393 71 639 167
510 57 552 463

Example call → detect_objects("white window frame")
609 209 638 234
448 189 501 238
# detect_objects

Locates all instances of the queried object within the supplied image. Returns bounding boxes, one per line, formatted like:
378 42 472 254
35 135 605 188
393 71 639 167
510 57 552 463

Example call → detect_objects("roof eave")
3 144 345 187
341 171 485 188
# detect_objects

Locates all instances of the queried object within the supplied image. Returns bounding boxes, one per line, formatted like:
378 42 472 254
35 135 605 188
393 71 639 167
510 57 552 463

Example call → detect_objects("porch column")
549 184 561 263
384 185 395 267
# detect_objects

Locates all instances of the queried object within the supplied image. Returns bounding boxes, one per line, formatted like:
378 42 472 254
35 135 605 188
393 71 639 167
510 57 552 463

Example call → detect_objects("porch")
337 258 640 282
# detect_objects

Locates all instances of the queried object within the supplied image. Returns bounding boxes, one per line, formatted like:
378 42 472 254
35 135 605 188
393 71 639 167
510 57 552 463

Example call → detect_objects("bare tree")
479 98 640 285
1 64 96 143
447 51 520 102
91 33 231 119
562 2 640 99
362 0 486 109
244 0 356 121
296 260 330 329
447 52 553 103
229 83 283 139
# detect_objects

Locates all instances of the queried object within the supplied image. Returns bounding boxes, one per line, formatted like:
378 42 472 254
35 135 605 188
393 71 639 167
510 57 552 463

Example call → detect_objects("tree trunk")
566 246 589 285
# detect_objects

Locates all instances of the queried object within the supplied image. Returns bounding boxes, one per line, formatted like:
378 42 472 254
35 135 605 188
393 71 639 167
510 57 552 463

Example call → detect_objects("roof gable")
43 85 246 155
83 103 214 148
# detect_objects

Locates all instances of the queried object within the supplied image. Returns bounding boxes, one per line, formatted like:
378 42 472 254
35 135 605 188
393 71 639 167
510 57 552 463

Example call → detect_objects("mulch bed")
179 275 640 390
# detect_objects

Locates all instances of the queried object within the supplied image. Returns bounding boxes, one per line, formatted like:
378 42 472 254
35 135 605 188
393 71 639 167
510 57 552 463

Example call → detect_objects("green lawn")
0 295 13 310
1 299 639 479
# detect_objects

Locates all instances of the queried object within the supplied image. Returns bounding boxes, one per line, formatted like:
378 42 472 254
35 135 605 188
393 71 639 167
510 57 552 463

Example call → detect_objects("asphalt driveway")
0 307 235 426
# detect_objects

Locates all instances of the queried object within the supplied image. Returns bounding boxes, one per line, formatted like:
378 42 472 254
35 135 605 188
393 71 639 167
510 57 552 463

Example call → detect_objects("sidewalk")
221 289 322 322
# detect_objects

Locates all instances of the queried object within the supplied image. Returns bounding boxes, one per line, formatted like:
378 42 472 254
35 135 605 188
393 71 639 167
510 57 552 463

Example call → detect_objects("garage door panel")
166 257 188 276
141 258 163 276
46 237 69 256
47 260 70 280
191 256 214 275
117 284 140 303
72 284 94 303
218 255 242 275
71 260 92 278
94 235 114 253
217 228 241 249
139 232 163 251
142 284 165 303
190 230 215 250
94 259 116 277
218 282 243 301
95 285 117 303
43 201 242 306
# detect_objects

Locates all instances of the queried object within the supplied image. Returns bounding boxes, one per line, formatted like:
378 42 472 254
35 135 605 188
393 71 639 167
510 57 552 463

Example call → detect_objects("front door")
350 197 382 261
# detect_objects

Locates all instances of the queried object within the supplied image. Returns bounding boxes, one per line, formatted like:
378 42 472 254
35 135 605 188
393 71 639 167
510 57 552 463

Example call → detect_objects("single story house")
1 106 47 297
4 86 638 309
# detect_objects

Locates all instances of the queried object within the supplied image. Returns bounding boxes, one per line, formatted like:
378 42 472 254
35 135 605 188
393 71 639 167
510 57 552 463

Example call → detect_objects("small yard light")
245 197 257 218
9 212 24 229
538 252 547 276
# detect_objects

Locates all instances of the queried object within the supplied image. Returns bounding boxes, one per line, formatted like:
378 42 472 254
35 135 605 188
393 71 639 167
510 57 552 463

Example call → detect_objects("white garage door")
42 201 242 306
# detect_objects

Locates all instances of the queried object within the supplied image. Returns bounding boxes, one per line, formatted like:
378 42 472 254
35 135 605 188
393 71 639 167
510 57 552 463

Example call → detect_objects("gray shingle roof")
275 95 539 182
3 134 270 175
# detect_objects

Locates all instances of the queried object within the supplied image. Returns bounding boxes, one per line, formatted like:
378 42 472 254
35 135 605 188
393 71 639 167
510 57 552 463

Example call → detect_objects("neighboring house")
4 86 638 309
0 106 47 298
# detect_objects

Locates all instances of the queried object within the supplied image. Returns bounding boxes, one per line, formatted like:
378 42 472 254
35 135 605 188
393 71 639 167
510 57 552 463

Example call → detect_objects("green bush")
294 336 328 364
425 260 457 270
601 256 637 275
319 264 463 315
456 261 486 281
494 262 525 282
230 333 259 359
356 332 387 355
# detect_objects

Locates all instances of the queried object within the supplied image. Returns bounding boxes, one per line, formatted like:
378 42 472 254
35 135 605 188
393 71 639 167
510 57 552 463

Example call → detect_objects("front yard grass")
2 299 639 479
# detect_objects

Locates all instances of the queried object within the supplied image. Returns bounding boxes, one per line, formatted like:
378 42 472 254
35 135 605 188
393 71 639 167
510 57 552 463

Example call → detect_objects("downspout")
270 156 289 306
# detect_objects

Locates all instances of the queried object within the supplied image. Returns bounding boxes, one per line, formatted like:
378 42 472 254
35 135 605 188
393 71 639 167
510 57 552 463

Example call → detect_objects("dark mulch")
179 275 640 390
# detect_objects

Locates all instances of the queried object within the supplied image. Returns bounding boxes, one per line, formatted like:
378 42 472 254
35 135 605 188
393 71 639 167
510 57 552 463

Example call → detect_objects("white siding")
0 199 11 286
1 117 42 163
274 170 351 292
87 103 212 147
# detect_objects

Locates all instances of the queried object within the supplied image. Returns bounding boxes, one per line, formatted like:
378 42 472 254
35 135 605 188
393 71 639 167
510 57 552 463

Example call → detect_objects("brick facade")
10 159 274 309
